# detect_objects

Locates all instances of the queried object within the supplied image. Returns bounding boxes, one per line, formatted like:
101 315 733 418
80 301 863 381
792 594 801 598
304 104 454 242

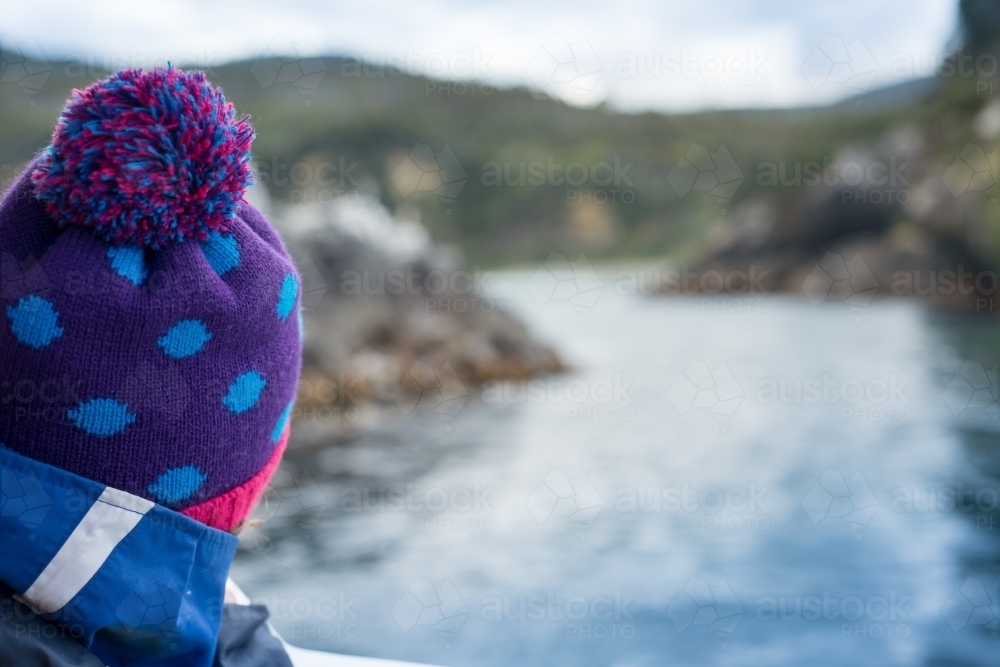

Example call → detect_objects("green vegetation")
1 5 997 267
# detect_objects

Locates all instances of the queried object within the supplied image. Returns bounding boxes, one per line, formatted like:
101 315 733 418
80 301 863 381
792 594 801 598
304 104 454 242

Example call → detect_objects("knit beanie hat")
0 68 301 532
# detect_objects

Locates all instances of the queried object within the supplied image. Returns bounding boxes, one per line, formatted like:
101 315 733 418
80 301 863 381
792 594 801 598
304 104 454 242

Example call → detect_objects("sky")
0 0 961 113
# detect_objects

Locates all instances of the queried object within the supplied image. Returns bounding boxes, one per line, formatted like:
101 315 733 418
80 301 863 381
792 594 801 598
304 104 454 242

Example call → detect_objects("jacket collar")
0 446 238 666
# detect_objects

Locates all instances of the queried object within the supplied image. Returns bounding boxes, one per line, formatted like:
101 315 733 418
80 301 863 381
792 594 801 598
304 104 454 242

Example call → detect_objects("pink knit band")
181 427 289 532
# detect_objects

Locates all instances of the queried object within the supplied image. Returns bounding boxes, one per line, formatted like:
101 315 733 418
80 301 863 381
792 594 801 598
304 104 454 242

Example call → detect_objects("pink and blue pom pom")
31 67 255 249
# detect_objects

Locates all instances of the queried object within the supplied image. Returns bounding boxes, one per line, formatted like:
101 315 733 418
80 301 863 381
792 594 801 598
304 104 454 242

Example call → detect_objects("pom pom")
31 67 254 249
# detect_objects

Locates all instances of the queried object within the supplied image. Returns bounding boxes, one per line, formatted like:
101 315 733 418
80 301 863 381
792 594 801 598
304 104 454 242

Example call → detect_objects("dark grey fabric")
213 604 293 667
0 594 294 667
0 596 104 667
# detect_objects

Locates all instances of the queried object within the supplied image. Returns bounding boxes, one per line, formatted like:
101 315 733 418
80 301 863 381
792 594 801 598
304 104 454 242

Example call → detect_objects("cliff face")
252 188 563 443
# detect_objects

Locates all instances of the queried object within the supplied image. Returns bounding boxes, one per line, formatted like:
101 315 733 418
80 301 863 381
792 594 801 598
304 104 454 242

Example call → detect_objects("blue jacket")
0 445 291 666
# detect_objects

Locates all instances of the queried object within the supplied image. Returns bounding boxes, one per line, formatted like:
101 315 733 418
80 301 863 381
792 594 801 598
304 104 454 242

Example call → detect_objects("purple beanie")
0 68 302 531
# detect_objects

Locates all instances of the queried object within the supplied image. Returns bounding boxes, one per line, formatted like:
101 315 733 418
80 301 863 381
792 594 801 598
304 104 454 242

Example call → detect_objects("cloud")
0 0 959 113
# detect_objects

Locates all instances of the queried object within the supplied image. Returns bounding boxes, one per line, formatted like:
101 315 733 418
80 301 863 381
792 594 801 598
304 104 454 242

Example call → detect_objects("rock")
665 126 998 313
255 187 565 443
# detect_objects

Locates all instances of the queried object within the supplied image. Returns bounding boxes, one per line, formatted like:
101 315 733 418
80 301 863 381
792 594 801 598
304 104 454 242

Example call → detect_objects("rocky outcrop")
673 115 1000 313
250 188 564 442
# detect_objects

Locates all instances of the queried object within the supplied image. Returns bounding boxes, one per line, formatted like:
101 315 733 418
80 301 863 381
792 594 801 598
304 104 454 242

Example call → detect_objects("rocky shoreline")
667 103 1000 314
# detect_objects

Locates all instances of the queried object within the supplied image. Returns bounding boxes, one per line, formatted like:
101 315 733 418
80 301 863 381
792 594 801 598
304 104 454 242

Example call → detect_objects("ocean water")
231 270 1000 666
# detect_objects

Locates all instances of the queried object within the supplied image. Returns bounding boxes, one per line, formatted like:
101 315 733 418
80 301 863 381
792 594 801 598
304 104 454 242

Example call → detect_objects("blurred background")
1 1 999 665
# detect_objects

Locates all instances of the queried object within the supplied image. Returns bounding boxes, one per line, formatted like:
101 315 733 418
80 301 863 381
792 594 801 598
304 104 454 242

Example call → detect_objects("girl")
0 67 310 666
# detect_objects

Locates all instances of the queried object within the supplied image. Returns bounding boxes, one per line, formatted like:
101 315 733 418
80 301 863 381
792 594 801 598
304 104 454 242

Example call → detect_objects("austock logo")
260 467 331 530
801 252 878 319
390 144 468 213
801 469 878 539
801 35 878 97
0 467 52 534
526 469 603 536
666 361 743 431
526 35 603 106
0 35 51 103
391 360 469 430
943 361 997 419
1 253 50 300
667 577 744 648
943 143 998 202
479 590 636 640
942 577 998 636
115 577 186 647
525 252 603 324
392 577 468 648
250 35 327 103
667 144 743 210
755 590 912 640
